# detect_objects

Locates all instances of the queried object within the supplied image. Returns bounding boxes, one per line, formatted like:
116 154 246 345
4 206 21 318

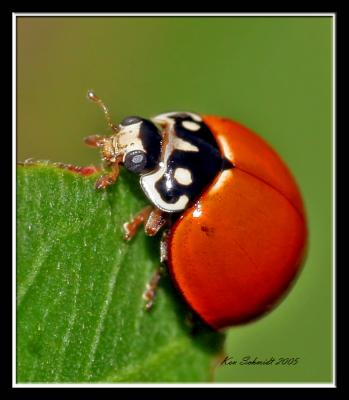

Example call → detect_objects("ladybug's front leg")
144 208 167 237
84 134 107 148
123 205 153 241
95 162 121 190
123 206 167 241
84 134 122 189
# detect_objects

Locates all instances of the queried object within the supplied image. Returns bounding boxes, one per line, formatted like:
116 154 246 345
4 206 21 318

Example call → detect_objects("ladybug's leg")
95 162 121 190
84 134 107 148
143 266 166 310
84 134 120 188
160 229 169 263
144 208 167 237
124 209 169 309
123 205 153 241
123 207 168 240
143 267 162 310
143 230 169 310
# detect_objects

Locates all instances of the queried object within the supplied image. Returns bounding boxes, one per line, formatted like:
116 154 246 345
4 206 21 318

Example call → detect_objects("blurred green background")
17 16 333 383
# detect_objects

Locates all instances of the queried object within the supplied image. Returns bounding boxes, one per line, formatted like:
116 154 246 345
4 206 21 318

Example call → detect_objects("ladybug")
85 90 307 330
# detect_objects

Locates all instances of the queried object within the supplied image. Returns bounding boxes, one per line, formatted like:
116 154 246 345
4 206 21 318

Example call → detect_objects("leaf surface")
16 163 224 383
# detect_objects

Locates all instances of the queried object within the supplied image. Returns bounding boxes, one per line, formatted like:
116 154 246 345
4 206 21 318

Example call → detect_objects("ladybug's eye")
124 150 148 173
120 116 142 126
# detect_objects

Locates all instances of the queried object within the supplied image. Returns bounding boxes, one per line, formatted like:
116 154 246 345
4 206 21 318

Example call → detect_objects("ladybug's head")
85 90 162 175
116 116 162 173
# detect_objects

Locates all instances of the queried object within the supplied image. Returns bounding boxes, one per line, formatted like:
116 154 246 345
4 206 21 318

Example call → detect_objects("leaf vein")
100 337 190 382
17 244 51 308
83 248 126 378
54 261 82 380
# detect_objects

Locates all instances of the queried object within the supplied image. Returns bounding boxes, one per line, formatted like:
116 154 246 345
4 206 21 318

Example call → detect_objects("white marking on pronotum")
182 120 201 131
174 168 192 186
115 121 145 155
152 111 202 125
173 137 199 152
141 169 190 212
165 172 173 190
140 116 190 212
189 113 202 122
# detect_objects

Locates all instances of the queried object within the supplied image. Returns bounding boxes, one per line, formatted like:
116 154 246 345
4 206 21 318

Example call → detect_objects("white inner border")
12 12 336 388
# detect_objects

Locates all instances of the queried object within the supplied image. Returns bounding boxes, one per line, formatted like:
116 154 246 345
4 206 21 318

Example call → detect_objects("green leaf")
16 163 224 383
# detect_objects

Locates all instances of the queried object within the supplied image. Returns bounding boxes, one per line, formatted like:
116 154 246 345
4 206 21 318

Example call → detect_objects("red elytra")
167 116 307 330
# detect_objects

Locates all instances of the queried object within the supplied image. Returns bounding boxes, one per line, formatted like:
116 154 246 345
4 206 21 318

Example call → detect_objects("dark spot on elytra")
201 225 215 236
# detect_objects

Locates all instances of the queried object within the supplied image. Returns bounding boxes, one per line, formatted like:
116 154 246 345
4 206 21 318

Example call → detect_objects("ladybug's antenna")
87 90 119 133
